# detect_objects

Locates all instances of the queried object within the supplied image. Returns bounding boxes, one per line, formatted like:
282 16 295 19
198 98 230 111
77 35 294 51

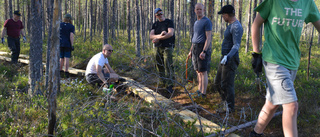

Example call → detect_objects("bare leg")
64 58 70 72
254 100 279 133
282 101 298 137
60 58 64 71
197 71 202 92
199 71 208 94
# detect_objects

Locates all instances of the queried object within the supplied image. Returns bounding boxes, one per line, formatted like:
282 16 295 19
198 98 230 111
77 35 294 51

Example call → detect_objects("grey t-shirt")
221 20 243 58
192 16 212 44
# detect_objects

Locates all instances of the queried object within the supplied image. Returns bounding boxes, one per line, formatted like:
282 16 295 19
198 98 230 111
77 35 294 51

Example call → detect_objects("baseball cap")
154 8 162 14
218 5 235 14
64 14 73 20
14 10 21 16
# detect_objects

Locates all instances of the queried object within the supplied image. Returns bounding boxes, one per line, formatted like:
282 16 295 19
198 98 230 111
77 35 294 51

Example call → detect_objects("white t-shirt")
85 52 109 76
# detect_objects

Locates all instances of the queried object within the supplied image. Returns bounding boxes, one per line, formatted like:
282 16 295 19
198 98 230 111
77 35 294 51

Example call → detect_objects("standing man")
187 3 212 98
60 14 75 78
214 5 243 112
150 8 175 93
250 0 320 137
1 10 26 64
85 44 121 86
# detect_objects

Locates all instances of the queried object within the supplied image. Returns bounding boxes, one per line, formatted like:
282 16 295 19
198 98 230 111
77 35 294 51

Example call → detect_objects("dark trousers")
155 46 174 86
7 37 21 63
214 56 239 110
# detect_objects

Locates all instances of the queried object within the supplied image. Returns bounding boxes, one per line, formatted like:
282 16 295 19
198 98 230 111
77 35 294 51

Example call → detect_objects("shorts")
191 43 211 72
60 47 72 58
264 61 297 105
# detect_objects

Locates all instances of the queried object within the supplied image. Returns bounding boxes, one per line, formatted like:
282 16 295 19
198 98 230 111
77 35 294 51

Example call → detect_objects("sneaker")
166 85 173 94
249 130 263 137
60 70 64 78
65 71 70 78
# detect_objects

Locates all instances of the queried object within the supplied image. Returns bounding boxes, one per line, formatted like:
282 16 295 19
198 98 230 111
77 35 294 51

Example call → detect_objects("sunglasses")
108 50 113 52
156 13 163 16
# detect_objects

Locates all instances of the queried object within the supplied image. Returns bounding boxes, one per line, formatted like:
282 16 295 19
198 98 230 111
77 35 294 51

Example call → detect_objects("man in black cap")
150 8 175 93
1 10 26 64
214 5 243 112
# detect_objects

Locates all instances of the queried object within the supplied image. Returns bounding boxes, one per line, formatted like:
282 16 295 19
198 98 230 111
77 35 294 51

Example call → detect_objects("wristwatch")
202 50 206 53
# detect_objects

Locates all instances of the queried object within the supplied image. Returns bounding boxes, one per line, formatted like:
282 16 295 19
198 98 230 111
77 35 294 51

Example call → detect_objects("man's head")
63 14 73 24
218 5 235 22
102 44 113 58
194 3 205 18
154 8 165 21
13 10 21 21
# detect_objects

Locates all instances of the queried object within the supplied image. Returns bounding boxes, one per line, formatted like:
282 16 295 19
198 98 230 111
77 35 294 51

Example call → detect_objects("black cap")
14 10 21 16
218 5 235 14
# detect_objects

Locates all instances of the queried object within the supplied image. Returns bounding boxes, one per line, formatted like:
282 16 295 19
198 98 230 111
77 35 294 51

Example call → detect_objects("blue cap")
154 8 162 14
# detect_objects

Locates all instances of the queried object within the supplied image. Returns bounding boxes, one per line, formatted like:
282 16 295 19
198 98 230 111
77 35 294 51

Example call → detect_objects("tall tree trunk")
77 0 81 32
9 0 13 18
176 0 180 51
127 0 131 43
220 0 224 40
48 0 61 134
111 0 116 43
232 0 235 6
245 0 252 53
103 0 108 44
238 0 243 24
5 0 8 20
89 0 93 42
135 0 140 57
27 2 31 35
29 0 43 96
140 0 145 51
17 0 20 11
93 0 97 35
43 0 46 40
208 0 214 31
170 0 174 20
252 0 258 24
46 0 54 89
83 0 87 42
189 0 196 40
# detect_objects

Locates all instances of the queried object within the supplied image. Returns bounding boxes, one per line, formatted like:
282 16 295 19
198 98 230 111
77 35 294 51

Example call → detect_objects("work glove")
23 36 27 43
220 55 228 65
1 38 4 44
251 52 263 75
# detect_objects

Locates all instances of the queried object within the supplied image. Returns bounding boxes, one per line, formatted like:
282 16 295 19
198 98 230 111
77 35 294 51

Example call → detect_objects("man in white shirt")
85 44 121 86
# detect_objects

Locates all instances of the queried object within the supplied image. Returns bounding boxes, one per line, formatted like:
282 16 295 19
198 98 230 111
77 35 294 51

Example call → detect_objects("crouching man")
85 44 123 86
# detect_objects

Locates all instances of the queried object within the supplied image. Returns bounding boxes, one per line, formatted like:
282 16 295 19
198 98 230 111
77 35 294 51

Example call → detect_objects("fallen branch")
206 111 283 137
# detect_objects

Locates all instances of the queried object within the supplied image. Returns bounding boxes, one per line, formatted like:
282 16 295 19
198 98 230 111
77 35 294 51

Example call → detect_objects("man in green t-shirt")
250 0 320 137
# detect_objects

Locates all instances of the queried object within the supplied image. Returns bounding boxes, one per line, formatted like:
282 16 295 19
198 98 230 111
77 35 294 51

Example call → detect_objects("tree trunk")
5 0 8 20
135 0 140 57
27 2 31 35
111 0 116 43
170 0 174 20
189 0 196 40
9 0 13 18
83 0 87 42
29 0 43 96
64 0 67 15
245 0 252 53
252 0 258 24
103 0 108 44
220 0 224 40
17 0 20 11
238 0 243 24
48 0 61 135
46 0 54 89
140 0 145 51
176 0 180 51
127 0 131 43
43 0 46 40
89 0 93 42
77 0 81 32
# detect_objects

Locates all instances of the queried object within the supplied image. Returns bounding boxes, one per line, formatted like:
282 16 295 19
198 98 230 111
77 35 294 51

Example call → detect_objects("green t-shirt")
255 0 320 70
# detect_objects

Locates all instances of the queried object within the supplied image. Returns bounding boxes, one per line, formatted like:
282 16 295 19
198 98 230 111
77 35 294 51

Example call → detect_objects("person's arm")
96 64 107 83
20 29 25 37
199 30 212 60
188 44 194 59
157 28 174 40
227 23 243 57
1 27 6 38
251 13 265 53
313 20 320 34
104 63 116 74
70 32 74 46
